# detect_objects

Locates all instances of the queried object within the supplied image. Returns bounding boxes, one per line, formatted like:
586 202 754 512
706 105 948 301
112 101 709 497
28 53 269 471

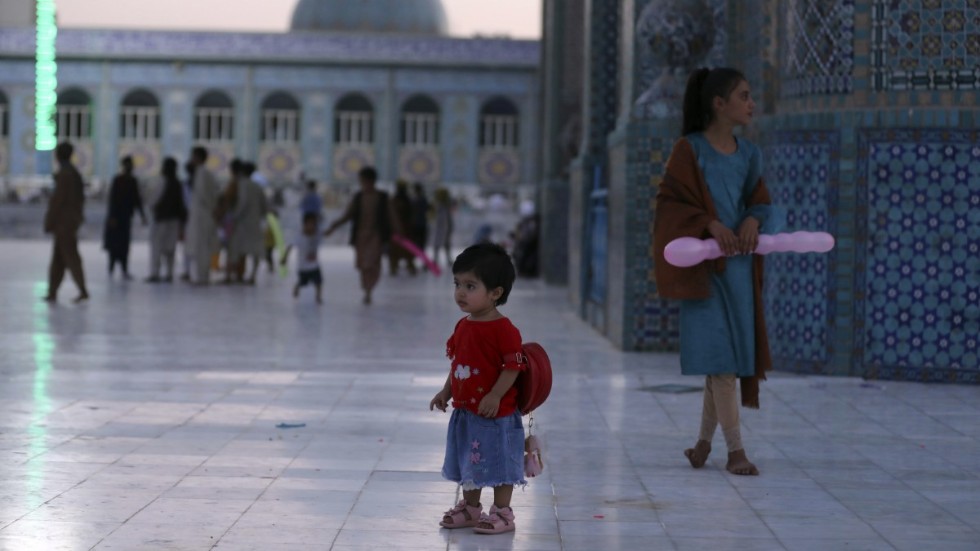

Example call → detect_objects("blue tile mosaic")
582 0 621 314
632 129 680 351
782 0 855 96
762 132 840 373
872 0 980 90
856 129 980 382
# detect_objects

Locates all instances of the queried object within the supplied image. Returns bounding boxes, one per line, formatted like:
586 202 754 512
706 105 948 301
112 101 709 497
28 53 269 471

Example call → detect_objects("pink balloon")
664 231 835 268
391 234 442 276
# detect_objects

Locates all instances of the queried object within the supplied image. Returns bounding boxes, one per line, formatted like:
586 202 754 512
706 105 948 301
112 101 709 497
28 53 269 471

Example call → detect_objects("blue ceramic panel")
762 132 839 372
857 129 980 381
872 0 980 90
782 0 855 96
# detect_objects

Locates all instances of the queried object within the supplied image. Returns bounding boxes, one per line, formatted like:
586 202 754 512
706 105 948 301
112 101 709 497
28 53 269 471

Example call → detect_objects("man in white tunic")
184 146 220 285
230 162 268 284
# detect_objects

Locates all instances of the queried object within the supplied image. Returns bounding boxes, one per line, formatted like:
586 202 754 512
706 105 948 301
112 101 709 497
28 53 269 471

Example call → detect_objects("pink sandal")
473 505 516 534
439 500 483 529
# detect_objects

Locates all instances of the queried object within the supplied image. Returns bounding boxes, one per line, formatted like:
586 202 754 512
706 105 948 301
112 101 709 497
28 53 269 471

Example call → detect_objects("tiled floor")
1 239 978 551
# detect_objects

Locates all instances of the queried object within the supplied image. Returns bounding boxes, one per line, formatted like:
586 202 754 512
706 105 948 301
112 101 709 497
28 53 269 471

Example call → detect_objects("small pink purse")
524 434 543 477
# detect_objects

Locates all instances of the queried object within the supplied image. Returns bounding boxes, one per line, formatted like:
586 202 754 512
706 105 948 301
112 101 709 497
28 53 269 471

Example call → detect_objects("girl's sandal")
439 500 483 529
473 505 516 534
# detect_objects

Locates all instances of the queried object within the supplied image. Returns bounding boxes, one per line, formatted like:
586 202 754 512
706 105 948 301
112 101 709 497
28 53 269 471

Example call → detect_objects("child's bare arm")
477 369 520 418
279 245 293 265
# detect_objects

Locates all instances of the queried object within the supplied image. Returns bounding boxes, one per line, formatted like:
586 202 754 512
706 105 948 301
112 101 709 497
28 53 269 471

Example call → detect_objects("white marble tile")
2 240 979 550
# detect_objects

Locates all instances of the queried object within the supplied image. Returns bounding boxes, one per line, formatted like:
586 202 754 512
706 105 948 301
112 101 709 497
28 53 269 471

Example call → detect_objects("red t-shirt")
446 316 525 417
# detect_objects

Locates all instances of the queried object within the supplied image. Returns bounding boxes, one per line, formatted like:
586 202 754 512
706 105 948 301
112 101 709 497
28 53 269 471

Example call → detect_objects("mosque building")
1 0 975 385
0 0 539 190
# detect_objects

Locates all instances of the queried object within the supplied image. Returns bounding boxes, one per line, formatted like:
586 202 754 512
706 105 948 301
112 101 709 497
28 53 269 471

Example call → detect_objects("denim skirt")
442 409 526 489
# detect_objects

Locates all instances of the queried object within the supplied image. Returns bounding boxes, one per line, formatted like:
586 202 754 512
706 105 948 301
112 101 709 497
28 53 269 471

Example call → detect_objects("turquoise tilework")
872 0 980 90
761 131 840 373
782 0 855 96
630 125 680 351
856 129 980 382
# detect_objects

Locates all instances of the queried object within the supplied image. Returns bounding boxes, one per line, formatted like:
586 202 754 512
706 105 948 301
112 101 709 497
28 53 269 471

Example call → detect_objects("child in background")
280 212 323 304
429 243 527 535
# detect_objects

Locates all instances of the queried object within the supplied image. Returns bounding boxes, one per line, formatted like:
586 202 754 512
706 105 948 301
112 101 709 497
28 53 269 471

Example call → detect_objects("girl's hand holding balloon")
707 220 738 256
736 216 759 254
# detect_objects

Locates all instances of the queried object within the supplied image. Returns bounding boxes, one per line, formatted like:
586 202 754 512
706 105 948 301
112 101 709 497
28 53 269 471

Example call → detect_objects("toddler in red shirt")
429 243 527 535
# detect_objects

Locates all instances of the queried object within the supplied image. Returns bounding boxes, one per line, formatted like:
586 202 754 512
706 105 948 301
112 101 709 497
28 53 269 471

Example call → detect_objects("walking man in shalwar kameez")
323 166 403 305
184 146 220 286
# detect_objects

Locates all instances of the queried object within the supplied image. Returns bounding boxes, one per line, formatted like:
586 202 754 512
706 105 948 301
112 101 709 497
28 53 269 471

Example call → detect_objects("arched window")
56 88 92 141
261 92 301 143
400 95 439 146
479 97 519 148
334 93 373 145
0 90 8 138
120 89 161 140
194 90 234 142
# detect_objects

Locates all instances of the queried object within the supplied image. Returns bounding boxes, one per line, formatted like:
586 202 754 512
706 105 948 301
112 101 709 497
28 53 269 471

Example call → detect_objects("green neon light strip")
35 0 58 152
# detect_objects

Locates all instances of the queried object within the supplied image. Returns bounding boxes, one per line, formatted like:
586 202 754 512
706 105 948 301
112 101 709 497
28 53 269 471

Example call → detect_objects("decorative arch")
262 91 301 111
195 90 234 109
122 89 160 107
480 96 519 116
479 96 519 148
56 87 93 140
400 94 440 146
261 91 301 143
401 94 439 114
58 87 92 106
334 93 374 144
194 90 234 141
120 89 161 140
336 93 373 113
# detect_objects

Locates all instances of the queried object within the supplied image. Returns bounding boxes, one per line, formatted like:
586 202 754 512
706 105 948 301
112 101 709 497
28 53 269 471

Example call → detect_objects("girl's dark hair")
682 67 746 135
452 243 516 305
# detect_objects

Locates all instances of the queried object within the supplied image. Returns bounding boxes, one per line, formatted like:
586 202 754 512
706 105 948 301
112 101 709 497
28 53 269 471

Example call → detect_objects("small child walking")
281 212 324 304
654 67 783 476
429 243 527 534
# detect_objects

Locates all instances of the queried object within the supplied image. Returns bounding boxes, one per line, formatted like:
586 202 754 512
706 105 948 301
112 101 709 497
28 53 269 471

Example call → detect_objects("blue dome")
291 0 449 35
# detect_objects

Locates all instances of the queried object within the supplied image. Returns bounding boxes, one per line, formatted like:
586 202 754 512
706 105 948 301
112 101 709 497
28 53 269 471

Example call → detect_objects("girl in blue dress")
654 68 783 476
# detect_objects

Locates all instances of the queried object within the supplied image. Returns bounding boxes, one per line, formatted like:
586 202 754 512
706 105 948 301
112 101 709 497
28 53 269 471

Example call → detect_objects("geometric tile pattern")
583 0 621 309
588 0 620 151
762 132 840 372
477 148 519 185
634 128 681 351
856 129 980 382
782 0 855 96
872 0 980 90
399 146 441 184
258 143 301 182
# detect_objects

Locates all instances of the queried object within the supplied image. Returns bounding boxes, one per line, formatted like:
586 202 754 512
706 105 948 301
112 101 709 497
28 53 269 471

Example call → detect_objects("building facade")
0 0 539 191
543 0 978 383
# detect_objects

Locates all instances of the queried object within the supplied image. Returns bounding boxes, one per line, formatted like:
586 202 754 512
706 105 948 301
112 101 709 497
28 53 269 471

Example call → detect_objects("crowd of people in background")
42 141 541 305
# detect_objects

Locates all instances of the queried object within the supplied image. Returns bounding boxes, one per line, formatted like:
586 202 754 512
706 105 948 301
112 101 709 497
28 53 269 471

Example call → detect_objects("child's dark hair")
452 243 516 305
358 166 378 183
682 67 746 135
302 212 318 225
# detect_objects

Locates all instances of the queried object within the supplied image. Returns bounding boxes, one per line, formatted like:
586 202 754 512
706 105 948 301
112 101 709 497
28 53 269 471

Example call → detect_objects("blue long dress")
679 133 783 377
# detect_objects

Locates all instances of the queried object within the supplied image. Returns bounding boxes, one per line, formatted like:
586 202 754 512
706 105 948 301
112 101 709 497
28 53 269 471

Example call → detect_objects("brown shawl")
652 137 772 409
